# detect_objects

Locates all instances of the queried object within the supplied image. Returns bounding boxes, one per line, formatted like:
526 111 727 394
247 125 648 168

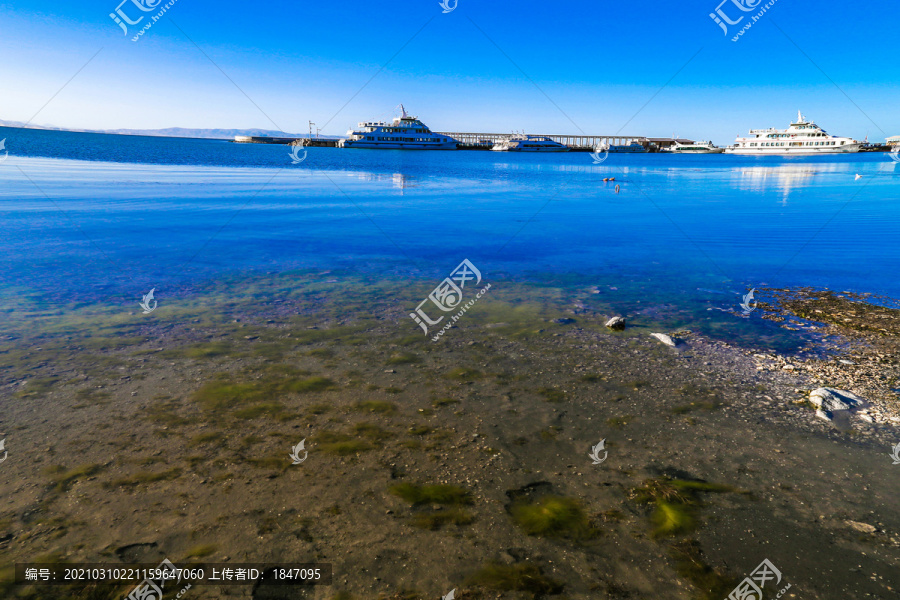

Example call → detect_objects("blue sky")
0 0 897 144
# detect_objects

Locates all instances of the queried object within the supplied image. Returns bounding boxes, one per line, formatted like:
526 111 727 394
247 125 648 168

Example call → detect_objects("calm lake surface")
2 125 899 321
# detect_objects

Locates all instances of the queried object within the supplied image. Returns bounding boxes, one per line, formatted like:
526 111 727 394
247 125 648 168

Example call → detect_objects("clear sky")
1 0 897 144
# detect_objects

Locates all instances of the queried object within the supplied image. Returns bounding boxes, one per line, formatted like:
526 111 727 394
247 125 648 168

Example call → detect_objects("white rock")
809 388 865 412
846 521 877 534
605 316 626 331
815 409 833 421
650 333 676 347
858 413 874 423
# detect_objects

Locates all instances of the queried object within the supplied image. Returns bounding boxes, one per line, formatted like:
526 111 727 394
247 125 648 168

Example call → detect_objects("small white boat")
492 134 569 152
669 140 724 154
599 140 648 153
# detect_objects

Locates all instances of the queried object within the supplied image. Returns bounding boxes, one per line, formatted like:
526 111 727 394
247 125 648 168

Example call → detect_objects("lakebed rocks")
810 387 866 422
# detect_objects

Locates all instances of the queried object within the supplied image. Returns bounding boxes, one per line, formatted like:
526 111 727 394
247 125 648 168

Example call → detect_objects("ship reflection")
735 164 844 204
356 172 418 194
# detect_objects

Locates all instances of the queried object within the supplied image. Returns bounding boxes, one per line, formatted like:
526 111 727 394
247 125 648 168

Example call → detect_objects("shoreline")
1 273 898 598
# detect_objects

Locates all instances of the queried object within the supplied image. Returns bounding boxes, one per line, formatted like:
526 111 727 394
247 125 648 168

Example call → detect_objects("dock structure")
233 133 695 151
437 132 650 151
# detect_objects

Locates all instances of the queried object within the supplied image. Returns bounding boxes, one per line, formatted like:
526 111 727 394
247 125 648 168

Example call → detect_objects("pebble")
846 521 877 534
650 333 676 347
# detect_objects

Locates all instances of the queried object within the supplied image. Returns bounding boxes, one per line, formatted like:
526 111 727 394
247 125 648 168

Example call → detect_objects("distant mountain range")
0 119 338 140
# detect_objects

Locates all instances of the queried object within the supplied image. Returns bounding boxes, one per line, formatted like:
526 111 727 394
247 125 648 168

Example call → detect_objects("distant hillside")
0 119 338 140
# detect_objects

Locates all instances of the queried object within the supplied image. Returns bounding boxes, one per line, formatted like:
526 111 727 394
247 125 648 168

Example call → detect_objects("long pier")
232 133 687 151
437 132 647 151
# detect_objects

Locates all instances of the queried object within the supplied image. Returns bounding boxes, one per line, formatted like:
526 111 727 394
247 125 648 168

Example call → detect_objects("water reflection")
735 163 845 203
355 171 419 193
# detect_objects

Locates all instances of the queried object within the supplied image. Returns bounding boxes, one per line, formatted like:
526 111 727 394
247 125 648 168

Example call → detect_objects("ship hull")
339 140 458 150
725 144 861 155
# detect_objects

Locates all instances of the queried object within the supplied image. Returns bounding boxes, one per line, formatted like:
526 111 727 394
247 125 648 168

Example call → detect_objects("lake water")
2 125 899 323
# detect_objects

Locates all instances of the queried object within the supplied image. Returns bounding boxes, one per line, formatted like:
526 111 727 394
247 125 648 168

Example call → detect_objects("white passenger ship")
492 134 569 152
338 105 458 150
725 112 860 155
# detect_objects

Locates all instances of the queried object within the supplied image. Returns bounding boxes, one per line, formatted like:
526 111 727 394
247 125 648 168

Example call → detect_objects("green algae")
233 402 285 420
191 432 224 445
185 544 217 558
353 423 394 442
444 367 484 380
537 387 566 403
44 464 104 493
192 367 336 414
509 495 598 540
389 483 472 506
386 352 420 365
630 477 736 538
606 415 634 428
316 431 372 456
162 341 234 359
411 508 475 530
353 400 397 414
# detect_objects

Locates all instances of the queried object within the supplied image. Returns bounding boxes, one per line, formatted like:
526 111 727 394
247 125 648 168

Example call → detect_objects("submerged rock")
845 521 877 534
809 387 865 412
605 317 626 331
650 333 676 347
553 318 576 325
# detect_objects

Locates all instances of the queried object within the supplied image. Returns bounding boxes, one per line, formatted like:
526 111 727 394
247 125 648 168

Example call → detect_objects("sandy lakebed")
1 271 898 600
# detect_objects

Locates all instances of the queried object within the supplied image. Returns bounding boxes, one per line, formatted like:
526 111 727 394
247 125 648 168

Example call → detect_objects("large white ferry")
338 105 458 150
492 134 569 152
725 112 860 155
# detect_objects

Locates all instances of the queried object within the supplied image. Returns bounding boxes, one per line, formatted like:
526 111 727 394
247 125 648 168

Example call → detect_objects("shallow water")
3 126 900 600
2 125 899 331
